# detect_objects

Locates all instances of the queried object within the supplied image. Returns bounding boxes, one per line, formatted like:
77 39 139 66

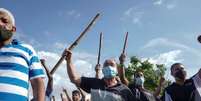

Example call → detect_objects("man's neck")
0 38 12 48
106 79 118 87
175 79 185 86
138 86 145 92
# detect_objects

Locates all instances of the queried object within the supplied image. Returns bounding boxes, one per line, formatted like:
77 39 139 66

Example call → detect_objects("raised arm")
51 96 55 101
64 49 81 86
40 59 52 79
40 59 53 96
77 87 87 100
118 53 129 86
63 88 72 101
153 77 165 97
61 93 69 101
95 64 101 79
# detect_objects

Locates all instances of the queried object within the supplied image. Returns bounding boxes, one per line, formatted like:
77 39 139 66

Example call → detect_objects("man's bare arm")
118 53 129 86
64 50 81 86
153 77 165 97
40 59 53 95
51 96 55 101
63 88 72 101
31 77 45 101
95 64 101 79
40 59 52 78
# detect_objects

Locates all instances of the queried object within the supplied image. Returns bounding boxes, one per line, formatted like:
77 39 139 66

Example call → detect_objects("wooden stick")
97 32 103 65
50 13 100 74
95 33 103 79
122 32 128 54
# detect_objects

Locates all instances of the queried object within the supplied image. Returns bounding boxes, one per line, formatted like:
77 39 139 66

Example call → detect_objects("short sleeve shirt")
80 77 135 101
0 39 45 101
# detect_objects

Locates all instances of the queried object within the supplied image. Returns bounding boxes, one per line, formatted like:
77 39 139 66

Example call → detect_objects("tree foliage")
125 56 167 91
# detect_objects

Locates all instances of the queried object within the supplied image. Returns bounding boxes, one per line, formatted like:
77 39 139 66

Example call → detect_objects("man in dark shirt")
64 49 135 101
161 63 201 101
118 53 165 101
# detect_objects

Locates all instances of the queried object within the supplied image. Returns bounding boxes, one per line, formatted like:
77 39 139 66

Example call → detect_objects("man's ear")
171 71 174 76
11 26 16 32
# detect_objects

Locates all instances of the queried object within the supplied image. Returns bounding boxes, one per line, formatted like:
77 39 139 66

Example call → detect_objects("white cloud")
14 29 42 48
68 10 76 16
146 50 183 66
35 50 97 99
121 7 144 25
43 31 54 36
74 60 94 77
141 37 201 80
58 9 81 19
166 4 176 9
38 51 60 61
124 8 134 17
142 38 168 49
142 37 201 57
143 49 200 81
153 0 177 10
153 0 163 5
142 50 183 81
54 42 66 50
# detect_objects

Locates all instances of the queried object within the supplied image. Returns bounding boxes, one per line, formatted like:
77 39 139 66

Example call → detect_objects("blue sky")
1 0 201 98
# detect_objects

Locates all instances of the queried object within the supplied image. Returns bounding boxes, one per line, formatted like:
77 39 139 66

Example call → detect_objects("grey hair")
0 8 15 26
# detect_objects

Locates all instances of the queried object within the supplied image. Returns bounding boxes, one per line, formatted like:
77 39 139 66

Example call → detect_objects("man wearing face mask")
118 53 165 101
64 49 135 101
128 72 164 101
161 63 201 101
0 8 45 101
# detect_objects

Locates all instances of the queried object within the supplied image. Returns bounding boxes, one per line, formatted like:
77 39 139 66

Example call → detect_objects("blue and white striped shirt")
0 39 45 101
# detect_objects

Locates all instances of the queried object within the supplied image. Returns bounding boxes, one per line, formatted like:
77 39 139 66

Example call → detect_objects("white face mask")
102 66 117 79
135 77 145 86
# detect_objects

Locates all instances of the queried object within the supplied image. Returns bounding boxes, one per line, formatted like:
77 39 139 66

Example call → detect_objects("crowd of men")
0 8 200 101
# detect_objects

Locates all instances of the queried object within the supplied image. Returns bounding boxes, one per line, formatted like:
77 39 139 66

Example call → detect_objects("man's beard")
0 27 13 42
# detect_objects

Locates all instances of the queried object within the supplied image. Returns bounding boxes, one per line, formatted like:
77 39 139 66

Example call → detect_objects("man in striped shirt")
0 8 45 101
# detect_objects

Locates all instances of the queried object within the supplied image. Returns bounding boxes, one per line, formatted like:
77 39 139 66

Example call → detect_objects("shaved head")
0 8 15 26
103 59 117 67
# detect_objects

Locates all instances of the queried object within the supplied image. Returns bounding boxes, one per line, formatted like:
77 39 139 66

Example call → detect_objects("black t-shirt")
161 78 196 101
128 83 156 101
80 77 136 101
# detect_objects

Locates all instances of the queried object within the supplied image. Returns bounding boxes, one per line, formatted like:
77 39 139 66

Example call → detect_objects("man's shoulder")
80 77 105 93
118 83 129 89
110 83 132 94
12 39 35 52
185 78 195 86
81 77 104 81
81 77 105 86
113 83 136 100
128 83 135 89
164 82 177 92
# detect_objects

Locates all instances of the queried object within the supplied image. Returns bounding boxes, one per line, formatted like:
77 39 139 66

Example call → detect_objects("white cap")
0 8 15 26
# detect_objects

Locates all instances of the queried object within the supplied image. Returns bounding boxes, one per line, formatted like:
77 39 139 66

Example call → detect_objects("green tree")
125 56 167 91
